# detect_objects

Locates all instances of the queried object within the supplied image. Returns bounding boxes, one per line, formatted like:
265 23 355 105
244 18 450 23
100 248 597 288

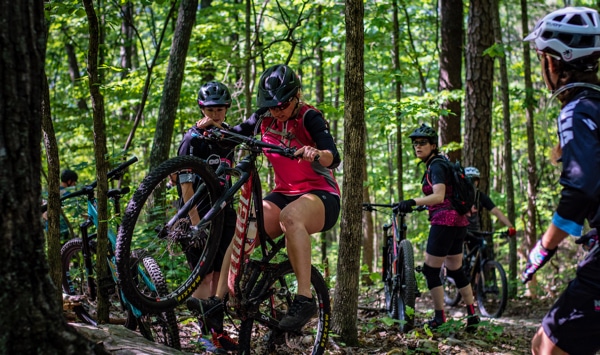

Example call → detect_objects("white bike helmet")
465 167 480 179
524 7 600 62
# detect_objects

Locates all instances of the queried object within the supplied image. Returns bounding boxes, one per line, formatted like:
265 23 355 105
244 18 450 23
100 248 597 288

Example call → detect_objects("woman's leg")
277 194 325 297
532 327 568 355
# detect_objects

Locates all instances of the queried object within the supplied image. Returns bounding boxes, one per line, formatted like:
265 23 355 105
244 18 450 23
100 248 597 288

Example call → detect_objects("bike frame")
60 158 154 320
464 231 499 275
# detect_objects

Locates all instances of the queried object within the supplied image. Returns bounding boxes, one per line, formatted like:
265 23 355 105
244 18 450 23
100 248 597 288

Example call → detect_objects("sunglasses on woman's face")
412 140 430 147
536 49 561 62
268 97 295 112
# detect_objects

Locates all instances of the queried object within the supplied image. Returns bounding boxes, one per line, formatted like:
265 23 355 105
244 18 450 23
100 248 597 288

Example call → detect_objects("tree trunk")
331 0 364 345
149 0 198 171
392 0 402 199
493 0 517 296
464 0 495 195
41 72 63 306
83 0 111 323
438 0 463 162
361 163 374 283
0 1 95 353
520 0 539 293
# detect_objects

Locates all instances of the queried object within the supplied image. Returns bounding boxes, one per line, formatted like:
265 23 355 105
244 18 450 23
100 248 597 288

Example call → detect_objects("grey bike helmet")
524 7 600 62
197 81 232 108
257 64 301 108
408 124 438 143
465 167 481 179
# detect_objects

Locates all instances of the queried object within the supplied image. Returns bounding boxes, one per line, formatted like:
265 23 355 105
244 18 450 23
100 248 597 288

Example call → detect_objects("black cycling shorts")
264 190 340 232
541 246 600 355
426 224 467 257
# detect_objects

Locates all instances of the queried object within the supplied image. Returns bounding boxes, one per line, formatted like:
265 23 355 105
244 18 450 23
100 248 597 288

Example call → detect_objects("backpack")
427 157 476 215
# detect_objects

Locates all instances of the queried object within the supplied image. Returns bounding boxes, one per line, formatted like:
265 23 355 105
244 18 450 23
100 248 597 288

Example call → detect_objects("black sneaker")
278 295 317 332
187 296 224 333
466 314 480 332
425 317 445 329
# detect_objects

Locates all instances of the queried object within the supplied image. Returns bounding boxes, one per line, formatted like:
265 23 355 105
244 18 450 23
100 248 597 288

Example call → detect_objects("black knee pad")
446 267 469 289
422 264 442 289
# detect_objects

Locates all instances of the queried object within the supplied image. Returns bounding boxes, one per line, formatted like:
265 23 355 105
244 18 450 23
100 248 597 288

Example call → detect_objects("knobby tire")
136 256 181 349
116 155 224 313
61 237 136 329
396 239 416 333
237 261 330 355
475 260 508 318
383 236 396 318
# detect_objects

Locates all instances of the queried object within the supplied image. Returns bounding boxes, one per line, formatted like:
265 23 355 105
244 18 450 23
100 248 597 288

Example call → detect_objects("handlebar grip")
88 156 138 188
107 156 138 180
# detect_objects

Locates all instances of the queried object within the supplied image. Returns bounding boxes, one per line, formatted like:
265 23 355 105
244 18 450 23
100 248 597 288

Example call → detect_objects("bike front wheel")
382 236 396 318
236 261 330 355
394 239 416 333
135 256 181 349
116 155 225 313
475 260 508 318
61 237 136 328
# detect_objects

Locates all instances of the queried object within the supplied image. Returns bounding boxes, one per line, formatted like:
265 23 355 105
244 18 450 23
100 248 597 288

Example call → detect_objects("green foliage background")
43 0 588 294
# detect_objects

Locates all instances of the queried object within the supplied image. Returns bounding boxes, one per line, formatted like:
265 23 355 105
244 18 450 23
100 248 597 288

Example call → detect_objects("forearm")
541 223 569 250
315 149 334 168
414 184 445 206
490 207 513 228
181 182 200 225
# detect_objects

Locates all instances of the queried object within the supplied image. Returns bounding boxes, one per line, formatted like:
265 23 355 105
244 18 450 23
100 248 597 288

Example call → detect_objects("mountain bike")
53 157 180 348
362 203 425 333
442 230 509 318
116 129 330 354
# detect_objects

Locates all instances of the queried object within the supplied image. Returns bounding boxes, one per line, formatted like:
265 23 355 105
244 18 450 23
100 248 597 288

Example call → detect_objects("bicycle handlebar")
467 229 511 238
40 157 137 212
362 203 427 213
206 128 298 159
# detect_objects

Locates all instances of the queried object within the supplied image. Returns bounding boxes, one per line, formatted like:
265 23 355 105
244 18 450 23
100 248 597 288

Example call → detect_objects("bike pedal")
415 265 423 272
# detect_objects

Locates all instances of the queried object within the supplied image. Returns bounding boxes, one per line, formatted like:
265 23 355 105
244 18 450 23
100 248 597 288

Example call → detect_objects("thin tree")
520 0 539 292
492 0 517 295
0 1 96 352
41 72 63 305
392 0 403 198
331 0 365 345
83 0 111 323
148 0 198 171
438 0 463 162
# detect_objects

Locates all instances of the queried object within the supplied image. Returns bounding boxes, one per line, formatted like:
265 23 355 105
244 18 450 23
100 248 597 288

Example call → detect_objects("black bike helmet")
257 64 301 108
197 81 232 108
408 124 438 143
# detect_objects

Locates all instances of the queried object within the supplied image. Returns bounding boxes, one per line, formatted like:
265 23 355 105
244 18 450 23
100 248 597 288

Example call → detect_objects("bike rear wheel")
395 239 416 332
475 260 507 318
442 267 462 306
61 237 136 328
236 261 330 355
116 155 224 313
136 256 181 349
